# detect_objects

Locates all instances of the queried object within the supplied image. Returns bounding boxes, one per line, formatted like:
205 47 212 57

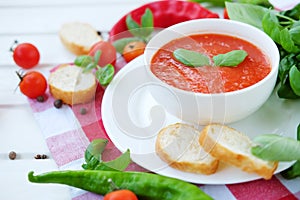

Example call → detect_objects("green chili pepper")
28 170 212 200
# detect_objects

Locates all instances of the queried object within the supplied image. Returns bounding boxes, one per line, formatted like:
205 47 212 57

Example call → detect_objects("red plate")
109 0 219 42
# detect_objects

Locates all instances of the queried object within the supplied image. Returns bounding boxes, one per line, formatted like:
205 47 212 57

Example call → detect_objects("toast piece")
49 64 97 105
199 124 278 180
156 123 219 175
59 22 102 55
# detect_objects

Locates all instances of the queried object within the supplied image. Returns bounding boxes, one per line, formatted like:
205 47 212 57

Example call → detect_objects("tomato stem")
9 40 18 52
15 70 24 81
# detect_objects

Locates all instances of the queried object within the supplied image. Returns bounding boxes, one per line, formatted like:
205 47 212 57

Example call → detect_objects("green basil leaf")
225 2 269 30
281 160 300 179
289 23 300 45
173 49 210 67
94 50 102 65
277 81 300 99
100 149 131 171
113 37 142 54
83 62 97 73
262 11 282 44
74 55 94 67
126 14 143 38
280 28 300 53
289 65 300 96
213 50 248 67
251 134 300 161
141 8 154 39
96 64 115 86
84 139 108 163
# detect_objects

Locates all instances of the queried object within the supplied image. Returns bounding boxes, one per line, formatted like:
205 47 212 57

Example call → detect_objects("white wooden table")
0 1 152 199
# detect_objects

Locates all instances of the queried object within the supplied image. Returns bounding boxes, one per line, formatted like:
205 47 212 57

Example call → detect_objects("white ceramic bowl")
144 19 280 125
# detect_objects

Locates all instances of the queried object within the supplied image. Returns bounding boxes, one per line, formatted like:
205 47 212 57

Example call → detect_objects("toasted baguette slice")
199 124 278 180
59 22 102 55
156 123 219 175
49 64 97 105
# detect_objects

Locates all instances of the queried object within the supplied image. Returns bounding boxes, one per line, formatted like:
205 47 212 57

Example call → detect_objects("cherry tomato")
13 43 40 69
223 8 229 19
17 71 47 99
88 41 117 67
123 41 146 63
104 189 138 200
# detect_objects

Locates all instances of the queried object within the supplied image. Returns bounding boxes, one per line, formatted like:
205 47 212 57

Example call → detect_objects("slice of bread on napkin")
155 123 219 175
49 64 97 105
199 124 278 180
59 21 102 55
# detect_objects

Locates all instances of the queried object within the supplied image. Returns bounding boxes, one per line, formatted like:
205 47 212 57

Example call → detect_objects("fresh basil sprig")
82 139 131 171
74 50 115 87
225 2 300 99
113 8 153 54
173 48 248 67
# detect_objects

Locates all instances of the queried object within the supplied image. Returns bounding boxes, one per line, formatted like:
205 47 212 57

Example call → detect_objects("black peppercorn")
54 99 63 108
80 107 87 115
9 151 17 160
36 95 45 102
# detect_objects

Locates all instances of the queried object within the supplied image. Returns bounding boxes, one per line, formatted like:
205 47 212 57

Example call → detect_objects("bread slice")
199 124 278 180
155 123 219 175
59 22 102 55
49 64 97 105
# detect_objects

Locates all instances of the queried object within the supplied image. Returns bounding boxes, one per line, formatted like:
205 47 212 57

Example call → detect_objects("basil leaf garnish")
96 64 115 86
251 134 300 161
213 50 248 67
289 65 300 95
173 49 210 67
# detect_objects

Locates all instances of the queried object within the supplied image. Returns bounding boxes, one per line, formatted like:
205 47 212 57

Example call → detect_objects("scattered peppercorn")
36 95 45 102
80 107 87 115
54 99 63 108
35 154 47 159
9 151 17 160
97 31 102 36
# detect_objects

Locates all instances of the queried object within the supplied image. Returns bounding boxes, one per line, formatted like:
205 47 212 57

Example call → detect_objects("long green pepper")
28 170 212 200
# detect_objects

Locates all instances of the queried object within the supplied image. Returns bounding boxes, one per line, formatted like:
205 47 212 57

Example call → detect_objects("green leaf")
289 65 300 96
280 28 300 53
84 139 108 162
262 11 282 44
94 50 102 65
82 139 108 170
141 8 154 39
74 55 94 67
251 134 300 161
83 62 97 73
213 50 248 67
173 49 210 67
113 37 142 54
126 14 142 38
225 2 270 30
277 82 300 99
95 149 131 171
96 64 115 86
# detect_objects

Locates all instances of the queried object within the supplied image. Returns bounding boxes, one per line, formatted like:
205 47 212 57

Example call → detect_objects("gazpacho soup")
150 34 271 93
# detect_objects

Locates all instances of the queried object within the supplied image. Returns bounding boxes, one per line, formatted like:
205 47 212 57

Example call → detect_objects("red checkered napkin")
28 72 300 200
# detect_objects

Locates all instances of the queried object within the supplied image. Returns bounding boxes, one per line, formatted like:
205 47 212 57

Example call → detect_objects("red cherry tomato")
88 41 117 67
223 8 229 19
123 41 146 63
104 190 138 200
17 71 47 99
13 43 40 69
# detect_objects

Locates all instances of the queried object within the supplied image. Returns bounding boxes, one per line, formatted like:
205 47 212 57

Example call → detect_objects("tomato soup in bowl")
144 19 279 124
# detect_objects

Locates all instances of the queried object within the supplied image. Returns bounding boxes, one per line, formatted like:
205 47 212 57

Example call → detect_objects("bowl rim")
144 18 280 97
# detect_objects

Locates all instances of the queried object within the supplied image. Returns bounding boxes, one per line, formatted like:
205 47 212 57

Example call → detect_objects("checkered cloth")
28 63 300 200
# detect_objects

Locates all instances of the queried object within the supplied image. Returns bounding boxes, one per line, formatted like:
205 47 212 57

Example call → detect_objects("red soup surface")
150 34 271 93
